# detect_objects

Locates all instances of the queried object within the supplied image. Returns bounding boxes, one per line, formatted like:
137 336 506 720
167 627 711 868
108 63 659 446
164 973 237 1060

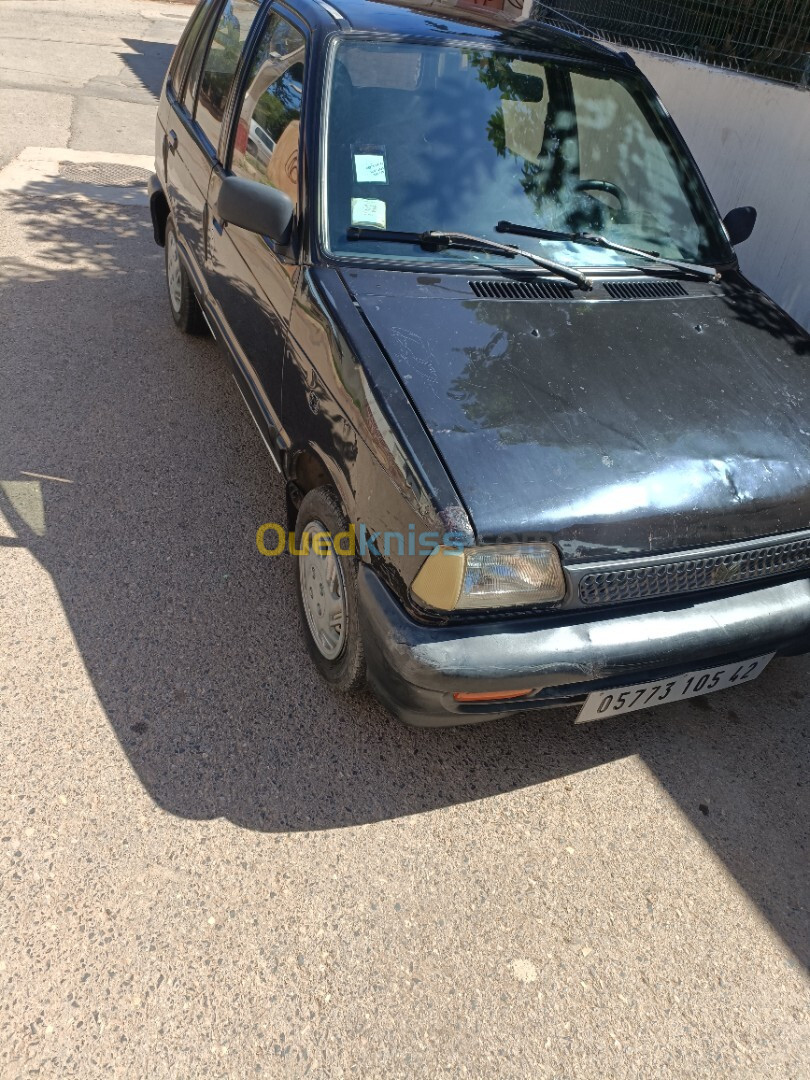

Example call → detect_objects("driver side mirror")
216 175 294 246
723 205 757 246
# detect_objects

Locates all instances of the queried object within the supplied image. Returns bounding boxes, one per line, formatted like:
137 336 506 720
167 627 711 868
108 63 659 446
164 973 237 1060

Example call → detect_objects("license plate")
575 653 774 723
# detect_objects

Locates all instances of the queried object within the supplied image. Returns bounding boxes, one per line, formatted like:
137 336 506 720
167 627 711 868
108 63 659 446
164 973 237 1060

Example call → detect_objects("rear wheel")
294 485 365 691
165 214 206 335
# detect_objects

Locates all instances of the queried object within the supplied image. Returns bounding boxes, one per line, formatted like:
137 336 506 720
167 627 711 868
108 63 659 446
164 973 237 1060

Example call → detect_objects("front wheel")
294 485 365 691
164 214 206 335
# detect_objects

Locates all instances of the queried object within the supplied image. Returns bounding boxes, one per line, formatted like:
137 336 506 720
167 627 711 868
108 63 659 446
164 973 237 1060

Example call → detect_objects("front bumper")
357 565 810 726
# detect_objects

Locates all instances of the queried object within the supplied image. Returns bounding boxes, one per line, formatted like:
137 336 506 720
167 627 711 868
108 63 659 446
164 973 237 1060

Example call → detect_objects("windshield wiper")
346 227 593 290
496 220 721 282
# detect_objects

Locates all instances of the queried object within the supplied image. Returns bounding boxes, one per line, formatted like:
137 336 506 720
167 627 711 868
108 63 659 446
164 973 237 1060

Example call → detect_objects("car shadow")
120 37 180 100
0 179 808 969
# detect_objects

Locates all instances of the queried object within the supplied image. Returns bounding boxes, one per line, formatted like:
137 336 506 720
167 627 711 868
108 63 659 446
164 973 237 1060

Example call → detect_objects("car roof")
303 0 629 68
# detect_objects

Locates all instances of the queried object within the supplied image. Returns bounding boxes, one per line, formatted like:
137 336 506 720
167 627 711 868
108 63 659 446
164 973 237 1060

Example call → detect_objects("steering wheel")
574 179 629 214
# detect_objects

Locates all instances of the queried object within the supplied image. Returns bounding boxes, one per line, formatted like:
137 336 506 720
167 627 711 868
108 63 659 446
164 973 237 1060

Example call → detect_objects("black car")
149 0 810 726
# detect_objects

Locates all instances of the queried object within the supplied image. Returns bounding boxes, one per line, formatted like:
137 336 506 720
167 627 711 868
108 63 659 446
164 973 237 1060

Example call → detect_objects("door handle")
167 129 178 154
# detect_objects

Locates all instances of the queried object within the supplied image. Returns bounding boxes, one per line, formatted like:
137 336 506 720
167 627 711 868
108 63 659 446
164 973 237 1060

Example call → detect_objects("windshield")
322 38 730 270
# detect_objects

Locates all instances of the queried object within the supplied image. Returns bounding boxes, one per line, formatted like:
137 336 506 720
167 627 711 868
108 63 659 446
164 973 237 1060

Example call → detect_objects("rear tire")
294 485 365 692
165 214 206 335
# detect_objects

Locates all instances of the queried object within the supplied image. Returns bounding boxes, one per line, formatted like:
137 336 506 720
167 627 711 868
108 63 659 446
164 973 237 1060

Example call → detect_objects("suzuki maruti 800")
149 0 810 725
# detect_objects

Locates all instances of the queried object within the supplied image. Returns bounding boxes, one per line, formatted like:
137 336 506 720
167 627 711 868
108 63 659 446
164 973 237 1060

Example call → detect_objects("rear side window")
183 25 209 113
196 0 261 152
169 0 217 93
230 13 305 207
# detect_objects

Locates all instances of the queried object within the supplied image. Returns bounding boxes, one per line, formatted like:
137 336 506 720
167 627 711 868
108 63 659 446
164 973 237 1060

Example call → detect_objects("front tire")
294 486 365 692
164 214 206 335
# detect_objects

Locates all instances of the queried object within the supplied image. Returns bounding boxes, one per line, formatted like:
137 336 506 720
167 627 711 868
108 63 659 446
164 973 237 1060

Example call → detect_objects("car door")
163 0 264 293
205 8 306 445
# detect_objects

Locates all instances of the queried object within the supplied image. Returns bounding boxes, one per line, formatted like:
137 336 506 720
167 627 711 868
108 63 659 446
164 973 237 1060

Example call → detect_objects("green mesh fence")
533 1 810 86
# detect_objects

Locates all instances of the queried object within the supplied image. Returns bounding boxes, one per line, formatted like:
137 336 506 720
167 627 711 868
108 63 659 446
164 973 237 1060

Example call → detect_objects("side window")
169 0 216 92
230 13 305 208
182 10 213 113
196 0 262 152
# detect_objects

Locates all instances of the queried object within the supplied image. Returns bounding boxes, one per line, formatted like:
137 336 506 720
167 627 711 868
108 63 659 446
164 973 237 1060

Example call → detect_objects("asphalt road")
1 2 808 1076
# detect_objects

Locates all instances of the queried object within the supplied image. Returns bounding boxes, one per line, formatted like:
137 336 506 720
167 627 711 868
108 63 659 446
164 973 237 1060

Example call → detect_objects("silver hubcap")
299 518 347 661
166 229 182 313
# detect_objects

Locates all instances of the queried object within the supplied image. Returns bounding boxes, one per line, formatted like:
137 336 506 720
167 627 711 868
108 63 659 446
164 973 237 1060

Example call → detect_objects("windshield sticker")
352 145 388 184
351 198 386 229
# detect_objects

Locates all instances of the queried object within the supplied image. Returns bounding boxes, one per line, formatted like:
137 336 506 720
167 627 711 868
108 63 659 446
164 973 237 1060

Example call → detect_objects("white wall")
629 51 810 330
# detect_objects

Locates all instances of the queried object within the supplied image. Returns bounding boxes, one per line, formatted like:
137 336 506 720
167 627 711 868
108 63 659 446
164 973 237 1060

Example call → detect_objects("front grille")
578 536 810 607
604 279 687 300
469 278 575 300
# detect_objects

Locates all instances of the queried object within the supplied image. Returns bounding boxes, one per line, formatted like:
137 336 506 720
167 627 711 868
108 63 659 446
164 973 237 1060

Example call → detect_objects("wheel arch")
148 176 170 247
286 445 354 528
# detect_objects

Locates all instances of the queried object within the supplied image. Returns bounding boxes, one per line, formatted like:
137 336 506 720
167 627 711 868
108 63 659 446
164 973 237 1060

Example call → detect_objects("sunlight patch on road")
0 480 45 536
631 753 804 967
0 505 17 540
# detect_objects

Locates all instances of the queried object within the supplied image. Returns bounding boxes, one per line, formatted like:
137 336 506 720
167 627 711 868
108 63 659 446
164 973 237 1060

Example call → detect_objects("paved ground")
0 2 808 1076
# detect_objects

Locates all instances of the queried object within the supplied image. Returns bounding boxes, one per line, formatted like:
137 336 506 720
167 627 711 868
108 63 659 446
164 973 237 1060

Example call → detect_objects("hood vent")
469 278 575 301
604 279 687 300
469 278 690 301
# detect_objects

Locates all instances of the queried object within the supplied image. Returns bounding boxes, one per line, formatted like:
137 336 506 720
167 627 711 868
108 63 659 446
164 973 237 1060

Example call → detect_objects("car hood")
339 268 810 561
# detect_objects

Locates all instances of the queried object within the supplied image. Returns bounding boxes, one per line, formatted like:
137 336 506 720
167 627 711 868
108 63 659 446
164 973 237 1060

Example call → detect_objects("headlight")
411 543 565 612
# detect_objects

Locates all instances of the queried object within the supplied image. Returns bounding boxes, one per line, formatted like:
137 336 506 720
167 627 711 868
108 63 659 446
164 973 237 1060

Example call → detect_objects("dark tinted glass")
196 0 261 153
231 14 305 207
182 21 209 113
169 0 216 92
